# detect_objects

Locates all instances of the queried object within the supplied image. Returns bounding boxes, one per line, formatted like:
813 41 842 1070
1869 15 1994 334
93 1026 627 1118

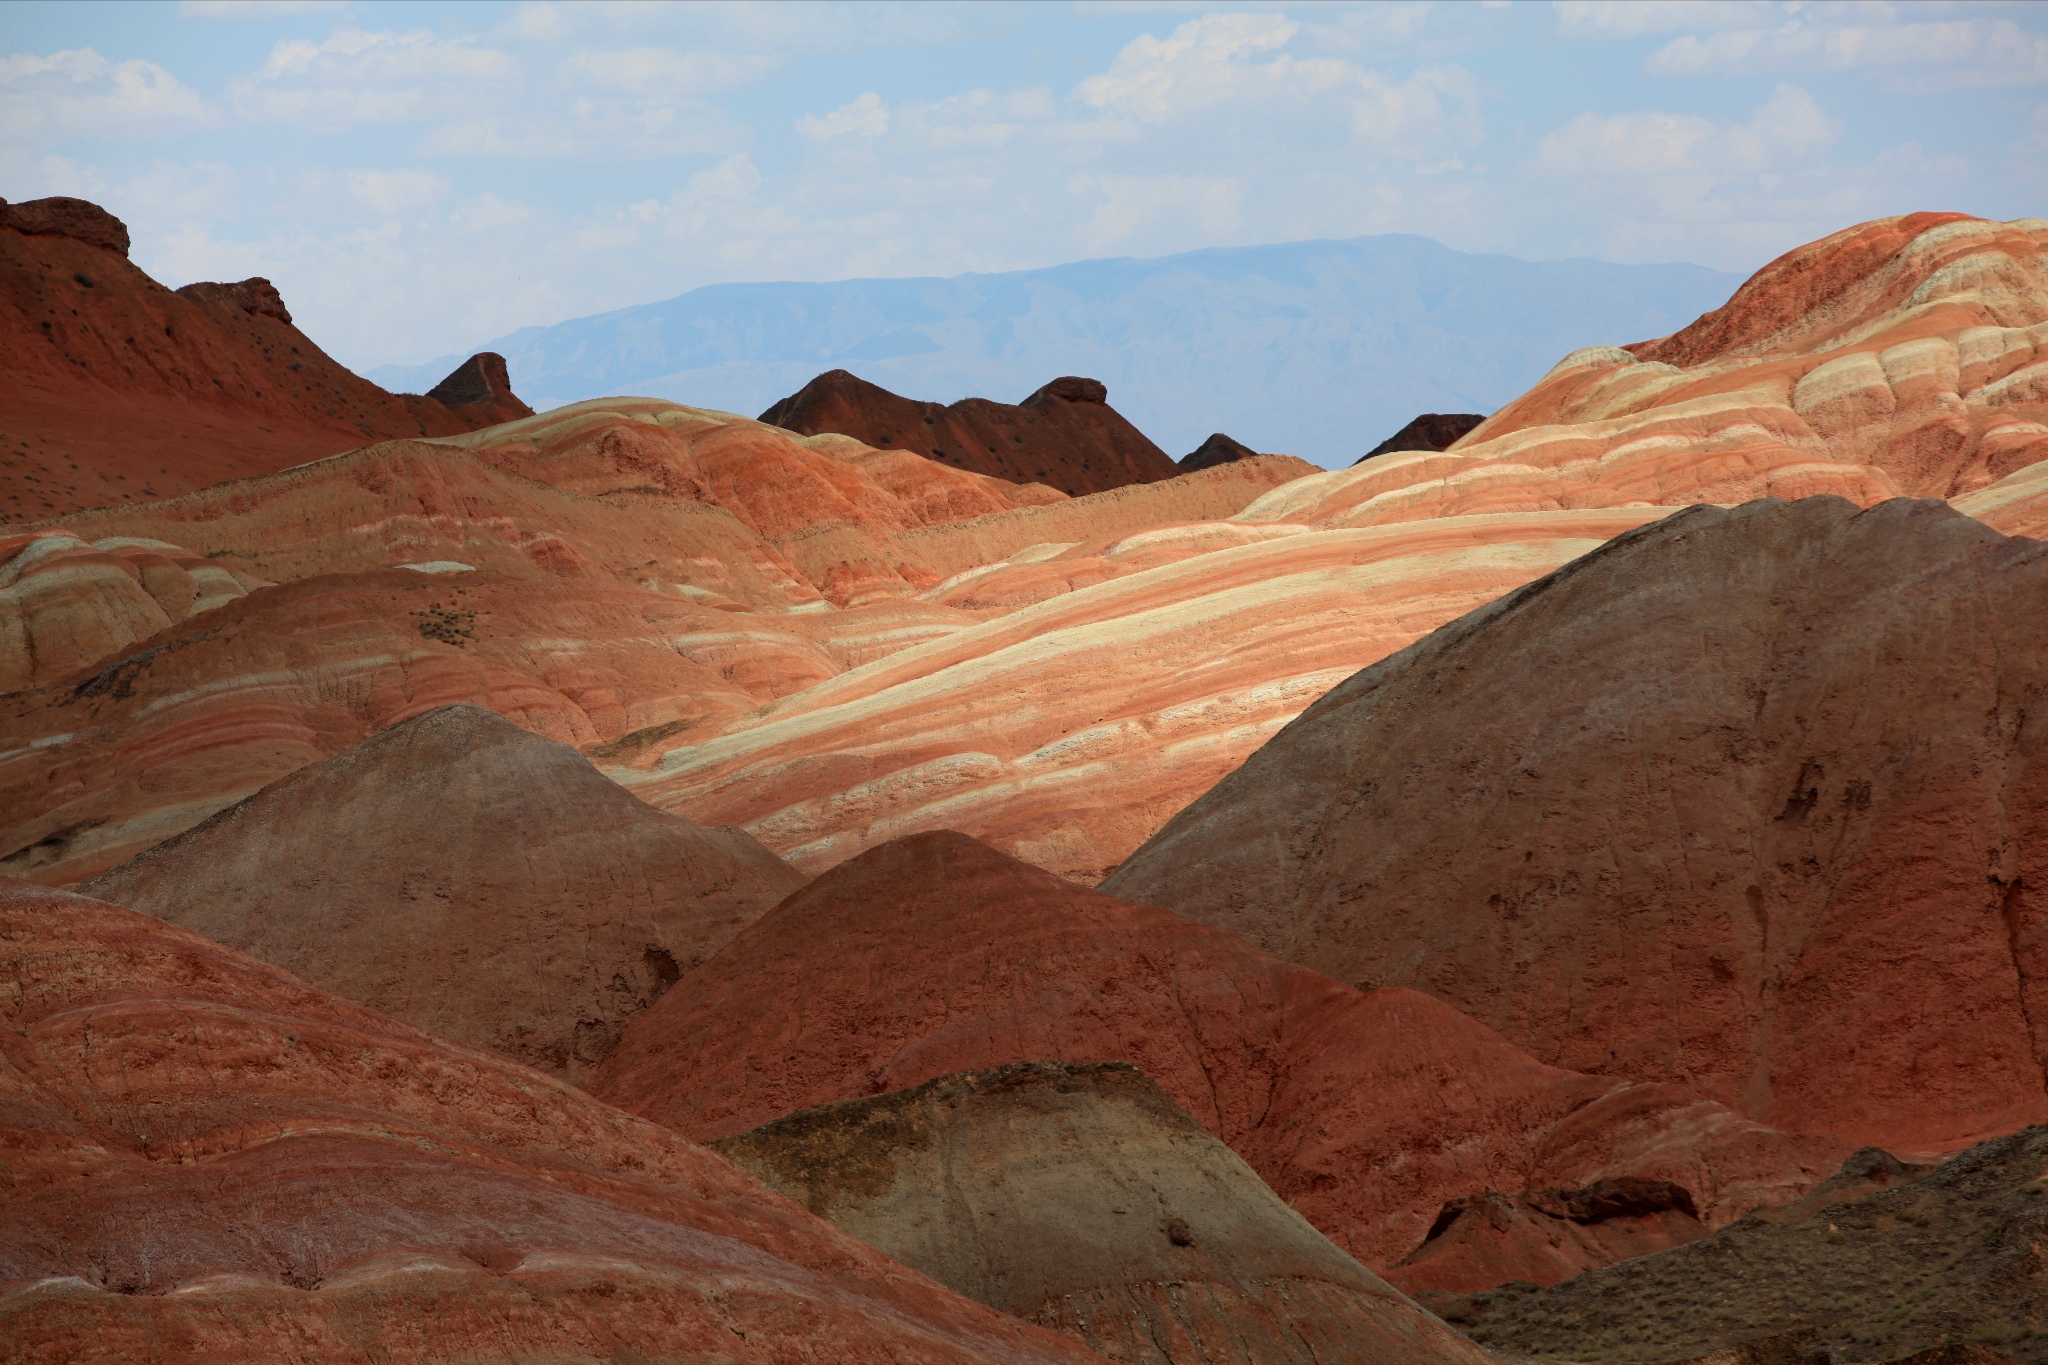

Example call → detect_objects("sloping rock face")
761 368 1179 496
0 880 1105 1365
1178 432 1261 473
1355 413 1484 464
0 196 531 517
714 1061 1496 1365
1469 213 2048 500
627 507 1672 882
1438 1127 2048 1365
593 831 1846 1280
1391 1177 1710 1295
0 425 1315 887
80 704 802 1080
424 349 533 425
1105 496 2048 1156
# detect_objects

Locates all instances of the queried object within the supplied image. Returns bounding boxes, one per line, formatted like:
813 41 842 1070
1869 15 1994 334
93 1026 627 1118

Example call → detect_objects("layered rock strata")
0 880 1106 1365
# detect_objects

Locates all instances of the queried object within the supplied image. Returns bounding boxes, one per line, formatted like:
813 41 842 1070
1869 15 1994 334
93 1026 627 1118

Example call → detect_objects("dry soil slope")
80 704 804 1080
593 831 1845 1282
0 879 1104 1365
0 196 529 519
1105 496 2048 1159
714 1060 1495 1365
1439 1126 2048 1364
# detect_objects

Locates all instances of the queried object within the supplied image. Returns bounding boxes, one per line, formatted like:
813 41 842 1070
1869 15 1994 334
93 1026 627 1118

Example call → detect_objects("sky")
3 0 2043 373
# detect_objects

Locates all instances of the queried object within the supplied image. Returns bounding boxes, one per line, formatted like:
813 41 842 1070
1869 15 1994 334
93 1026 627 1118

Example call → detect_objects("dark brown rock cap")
0 195 131 256
427 351 527 413
1022 375 1109 407
1179 432 1262 474
176 277 293 324
1355 411 1485 465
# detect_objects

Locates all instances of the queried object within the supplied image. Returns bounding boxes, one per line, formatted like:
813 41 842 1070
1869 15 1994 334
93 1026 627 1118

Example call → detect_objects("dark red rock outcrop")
1392 1177 1709 1295
0 879 1103 1365
80 703 803 1080
1105 495 2048 1157
759 367 1177 496
175 276 292 324
1178 431 1261 473
714 1061 1498 1365
1355 413 1485 465
593 830 1844 1281
0 196 131 255
0 196 533 518
424 349 533 423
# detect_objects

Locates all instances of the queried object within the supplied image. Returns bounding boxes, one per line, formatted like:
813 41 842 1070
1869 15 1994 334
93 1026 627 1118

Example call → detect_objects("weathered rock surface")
0 196 130 255
0 880 1106 1365
1356 413 1485 464
1434 1126 2048 1364
1389 1177 1710 1296
1177 432 1262 474
80 704 802 1079
761 368 1180 496
629 508 1668 881
1105 496 2048 1156
0 531 266 692
594 832 1845 1280
0 558 983 883
424 349 532 423
714 1061 1496 1365
0 197 532 517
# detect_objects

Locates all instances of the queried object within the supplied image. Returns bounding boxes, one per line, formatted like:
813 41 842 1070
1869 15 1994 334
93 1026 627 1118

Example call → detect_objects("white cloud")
1074 172 1245 252
1647 16 2048 88
1078 13 1304 121
178 1 345 17
798 92 889 139
345 168 448 215
1554 0 1780 38
232 29 522 126
1535 83 1837 178
0 49 208 143
561 48 776 95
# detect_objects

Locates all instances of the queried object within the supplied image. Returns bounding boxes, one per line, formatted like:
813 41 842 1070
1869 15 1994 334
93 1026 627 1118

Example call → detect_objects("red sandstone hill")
592 831 1846 1290
0 195 531 519
760 368 1179 496
0 879 1105 1365
1104 495 2048 1159
80 704 804 1081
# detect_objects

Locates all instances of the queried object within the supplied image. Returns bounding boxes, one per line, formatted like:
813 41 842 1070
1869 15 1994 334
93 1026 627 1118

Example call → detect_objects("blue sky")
4 0 2043 372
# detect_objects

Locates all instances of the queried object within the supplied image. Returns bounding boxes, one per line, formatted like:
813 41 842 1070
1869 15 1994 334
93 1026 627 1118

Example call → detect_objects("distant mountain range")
368 236 1741 467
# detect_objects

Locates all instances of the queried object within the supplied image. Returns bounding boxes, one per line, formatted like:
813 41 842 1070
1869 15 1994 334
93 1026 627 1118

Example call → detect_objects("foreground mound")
1439 1127 2048 1363
1106 496 2048 1155
0 881 1101 1365
82 704 803 1079
715 1060 1494 1365
0 196 530 516
761 368 1178 496
594 831 1844 1283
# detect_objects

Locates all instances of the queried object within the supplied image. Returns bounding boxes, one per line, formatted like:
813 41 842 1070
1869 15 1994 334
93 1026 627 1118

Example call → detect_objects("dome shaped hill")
0 878 1102 1365
592 829 1848 1290
82 703 804 1081
1104 495 2048 1158
714 1060 1496 1365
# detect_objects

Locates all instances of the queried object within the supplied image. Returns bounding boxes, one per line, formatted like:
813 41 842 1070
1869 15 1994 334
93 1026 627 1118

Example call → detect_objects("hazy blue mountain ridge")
370 235 1740 468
